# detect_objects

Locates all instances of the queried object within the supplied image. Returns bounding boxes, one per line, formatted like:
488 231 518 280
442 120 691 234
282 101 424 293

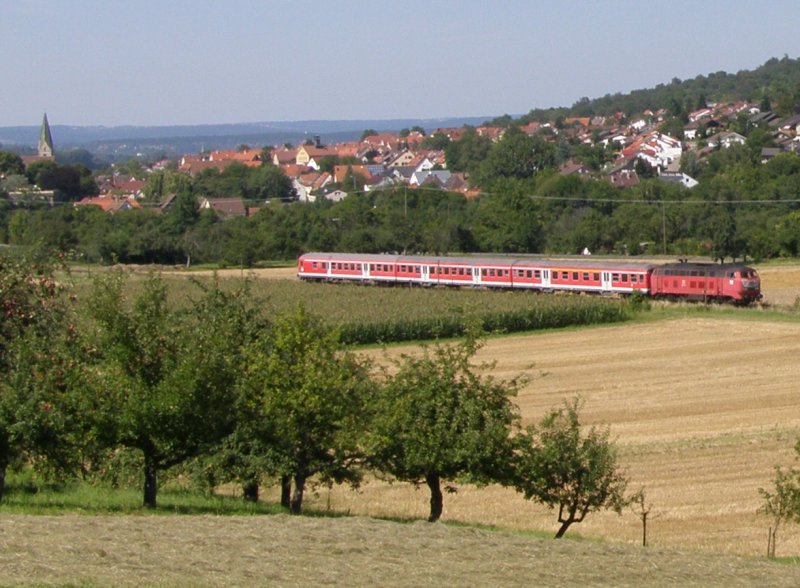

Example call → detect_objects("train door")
361 263 369 280
542 269 551 289
602 271 612 292
421 265 429 284
472 266 481 285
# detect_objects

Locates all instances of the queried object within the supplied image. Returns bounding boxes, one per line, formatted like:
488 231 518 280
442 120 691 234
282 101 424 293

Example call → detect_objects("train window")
562 272 569 280
582 272 589 281
572 272 579 280
621 274 628 283
322 262 327 269
527 270 532 278
593 272 599 281
727 272 735 278
534 270 541 278
612 273 619 281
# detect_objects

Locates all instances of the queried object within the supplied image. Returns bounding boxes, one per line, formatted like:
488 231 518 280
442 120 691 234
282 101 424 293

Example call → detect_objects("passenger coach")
297 252 657 296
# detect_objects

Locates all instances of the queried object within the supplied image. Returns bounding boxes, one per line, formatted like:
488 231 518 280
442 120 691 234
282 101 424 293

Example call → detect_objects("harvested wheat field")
298 316 800 560
2 513 800 587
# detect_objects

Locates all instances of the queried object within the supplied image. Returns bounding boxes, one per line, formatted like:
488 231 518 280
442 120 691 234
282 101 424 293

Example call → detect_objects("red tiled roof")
75 196 141 212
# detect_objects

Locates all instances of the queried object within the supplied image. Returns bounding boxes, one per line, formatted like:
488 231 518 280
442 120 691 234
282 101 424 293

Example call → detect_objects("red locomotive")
297 252 762 304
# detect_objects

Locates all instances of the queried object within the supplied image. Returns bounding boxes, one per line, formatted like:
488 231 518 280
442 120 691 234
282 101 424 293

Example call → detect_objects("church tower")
38 112 54 158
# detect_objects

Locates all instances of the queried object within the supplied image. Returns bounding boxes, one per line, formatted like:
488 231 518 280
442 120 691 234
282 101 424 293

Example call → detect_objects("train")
297 252 763 304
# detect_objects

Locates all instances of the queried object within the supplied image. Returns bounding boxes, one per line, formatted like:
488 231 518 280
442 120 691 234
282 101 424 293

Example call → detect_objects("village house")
706 132 746 149
75 195 141 213
199 197 248 219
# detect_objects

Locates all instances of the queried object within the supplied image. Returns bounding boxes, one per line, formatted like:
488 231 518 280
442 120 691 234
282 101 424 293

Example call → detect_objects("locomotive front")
737 266 762 303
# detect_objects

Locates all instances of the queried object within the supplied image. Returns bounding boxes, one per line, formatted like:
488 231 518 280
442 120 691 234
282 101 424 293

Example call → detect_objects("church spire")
38 112 54 158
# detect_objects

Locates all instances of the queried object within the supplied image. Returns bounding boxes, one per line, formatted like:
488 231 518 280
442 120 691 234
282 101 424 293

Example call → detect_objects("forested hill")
504 55 800 124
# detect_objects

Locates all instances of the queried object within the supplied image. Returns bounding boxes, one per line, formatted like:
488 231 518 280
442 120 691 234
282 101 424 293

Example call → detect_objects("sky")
4 0 800 128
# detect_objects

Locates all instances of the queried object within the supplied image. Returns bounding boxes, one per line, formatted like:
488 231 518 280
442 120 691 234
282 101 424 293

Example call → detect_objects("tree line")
4 132 800 265
0 252 628 538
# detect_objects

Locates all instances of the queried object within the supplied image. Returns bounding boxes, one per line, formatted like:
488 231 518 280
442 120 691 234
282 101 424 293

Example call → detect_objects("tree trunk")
242 481 259 502
426 473 443 522
290 473 306 515
280 475 291 509
555 518 574 539
143 455 158 509
0 458 7 502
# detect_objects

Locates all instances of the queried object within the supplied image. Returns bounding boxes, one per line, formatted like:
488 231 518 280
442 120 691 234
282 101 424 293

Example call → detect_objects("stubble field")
4 262 800 586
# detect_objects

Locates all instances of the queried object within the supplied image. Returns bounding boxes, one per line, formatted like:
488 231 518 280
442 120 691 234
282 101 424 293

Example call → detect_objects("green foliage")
512 397 629 538
476 127 556 186
0 151 25 176
236 306 372 514
337 294 631 344
444 127 490 174
369 336 522 521
24 160 98 200
759 439 800 557
0 252 92 499
86 270 258 507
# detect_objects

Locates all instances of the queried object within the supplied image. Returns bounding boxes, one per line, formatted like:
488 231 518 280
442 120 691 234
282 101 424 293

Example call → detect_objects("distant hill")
0 117 493 160
514 55 800 122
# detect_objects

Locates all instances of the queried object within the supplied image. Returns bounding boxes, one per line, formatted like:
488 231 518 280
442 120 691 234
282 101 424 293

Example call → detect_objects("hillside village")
61 99 800 217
